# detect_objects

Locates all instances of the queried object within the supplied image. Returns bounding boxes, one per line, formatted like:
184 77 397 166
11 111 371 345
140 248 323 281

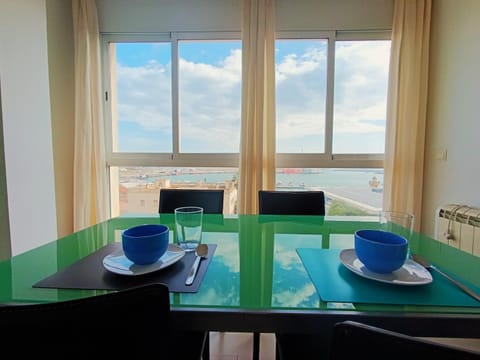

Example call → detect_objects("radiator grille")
435 204 480 256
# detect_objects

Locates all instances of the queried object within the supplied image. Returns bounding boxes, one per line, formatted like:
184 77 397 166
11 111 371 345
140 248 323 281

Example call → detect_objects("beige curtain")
72 0 109 231
383 0 431 231
238 0 276 214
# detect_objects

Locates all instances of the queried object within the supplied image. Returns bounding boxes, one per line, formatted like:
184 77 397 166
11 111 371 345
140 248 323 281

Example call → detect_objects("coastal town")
117 167 383 216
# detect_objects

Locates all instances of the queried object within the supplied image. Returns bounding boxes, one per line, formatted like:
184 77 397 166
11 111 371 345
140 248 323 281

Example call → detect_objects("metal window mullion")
171 33 180 157
100 39 114 214
276 30 332 40
276 153 383 169
335 30 391 41
107 153 239 168
324 32 336 159
176 31 240 41
101 39 114 163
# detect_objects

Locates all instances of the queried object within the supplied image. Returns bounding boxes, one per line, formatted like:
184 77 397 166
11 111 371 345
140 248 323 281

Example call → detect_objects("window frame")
101 31 242 169
101 30 390 169
100 30 391 215
100 29 391 215
275 30 391 169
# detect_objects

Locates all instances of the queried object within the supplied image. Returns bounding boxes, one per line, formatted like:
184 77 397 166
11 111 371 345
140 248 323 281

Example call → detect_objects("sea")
122 168 384 211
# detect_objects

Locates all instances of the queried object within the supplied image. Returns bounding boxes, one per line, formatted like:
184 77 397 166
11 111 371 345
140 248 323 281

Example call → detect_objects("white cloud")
205 232 240 273
277 112 325 139
336 41 390 72
116 62 172 132
274 40 390 153
276 53 322 81
115 41 390 152
273 283 317 307
116 48 242 152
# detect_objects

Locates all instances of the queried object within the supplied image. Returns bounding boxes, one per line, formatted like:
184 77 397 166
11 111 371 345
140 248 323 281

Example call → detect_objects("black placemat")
33 243 217 293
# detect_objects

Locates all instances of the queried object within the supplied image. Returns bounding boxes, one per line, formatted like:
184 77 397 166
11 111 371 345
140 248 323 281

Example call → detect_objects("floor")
210 332 276 360
421 337 480 353
208 332 480 359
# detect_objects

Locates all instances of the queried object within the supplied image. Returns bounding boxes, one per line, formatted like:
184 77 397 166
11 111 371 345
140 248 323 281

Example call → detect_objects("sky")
112 39 391 154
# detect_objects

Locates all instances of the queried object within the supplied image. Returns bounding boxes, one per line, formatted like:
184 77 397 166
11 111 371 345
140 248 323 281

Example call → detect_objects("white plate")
339 249 433 286
103 244 185 276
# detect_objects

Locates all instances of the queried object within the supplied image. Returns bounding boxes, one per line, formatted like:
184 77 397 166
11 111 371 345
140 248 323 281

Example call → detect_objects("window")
275 39 328 153
333 39 391 154
274 32 390 216
274 31 390 167
102 33 241 216
178 40 242 153
110 41 172 153
102 31 390 217
103 33 241 156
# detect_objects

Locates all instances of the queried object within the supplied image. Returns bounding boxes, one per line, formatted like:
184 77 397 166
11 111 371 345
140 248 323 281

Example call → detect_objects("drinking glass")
379 211 414 242
175 206 203 252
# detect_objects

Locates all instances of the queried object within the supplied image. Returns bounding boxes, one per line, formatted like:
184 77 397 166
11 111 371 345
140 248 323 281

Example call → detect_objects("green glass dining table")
0 214 479 339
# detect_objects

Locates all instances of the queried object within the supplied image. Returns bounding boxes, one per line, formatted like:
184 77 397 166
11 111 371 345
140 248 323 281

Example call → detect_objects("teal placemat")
297 248 480 307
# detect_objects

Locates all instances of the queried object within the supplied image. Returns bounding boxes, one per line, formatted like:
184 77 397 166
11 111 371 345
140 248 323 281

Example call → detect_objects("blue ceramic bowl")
122 224 169 265
354 229 408 274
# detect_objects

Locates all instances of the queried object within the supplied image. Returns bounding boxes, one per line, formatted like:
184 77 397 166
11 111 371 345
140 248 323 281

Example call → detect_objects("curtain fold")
72 0 109 231
238 0 276 214
383 0 431 230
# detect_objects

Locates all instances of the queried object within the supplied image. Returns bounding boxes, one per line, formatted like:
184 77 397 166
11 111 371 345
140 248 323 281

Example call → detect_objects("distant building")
121 178 238 215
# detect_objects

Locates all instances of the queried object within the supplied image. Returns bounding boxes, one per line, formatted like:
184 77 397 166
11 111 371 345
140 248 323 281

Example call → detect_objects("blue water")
121 168 384 210
135 168 383 189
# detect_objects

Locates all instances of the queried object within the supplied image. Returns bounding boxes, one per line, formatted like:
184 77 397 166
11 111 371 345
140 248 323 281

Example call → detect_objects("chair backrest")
329 321 480 360
159 188 224 214
0 283 207 357
0 284 172 355
258 190 325 215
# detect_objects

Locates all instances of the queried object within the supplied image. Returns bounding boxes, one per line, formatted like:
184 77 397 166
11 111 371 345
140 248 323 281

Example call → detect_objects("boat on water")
369 176 383 193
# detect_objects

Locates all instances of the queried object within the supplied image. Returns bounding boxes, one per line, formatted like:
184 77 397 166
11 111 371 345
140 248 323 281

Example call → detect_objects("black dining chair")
159 188 224 214
329 320 480 360
258 190 326 215
0 283 209 359
258 190 326 360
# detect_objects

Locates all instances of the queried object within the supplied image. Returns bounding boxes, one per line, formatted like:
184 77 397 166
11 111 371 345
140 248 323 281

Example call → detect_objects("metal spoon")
185 244 209 286
412 254 480 302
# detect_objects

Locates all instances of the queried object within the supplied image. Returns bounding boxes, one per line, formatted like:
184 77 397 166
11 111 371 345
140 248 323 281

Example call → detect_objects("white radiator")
435 204 480 256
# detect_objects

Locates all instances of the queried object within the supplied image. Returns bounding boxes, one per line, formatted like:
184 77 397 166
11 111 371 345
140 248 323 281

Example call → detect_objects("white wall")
276 0 393 31
97 0 241 32
422 0 480 237
0 0 58 255
96 0 393 32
